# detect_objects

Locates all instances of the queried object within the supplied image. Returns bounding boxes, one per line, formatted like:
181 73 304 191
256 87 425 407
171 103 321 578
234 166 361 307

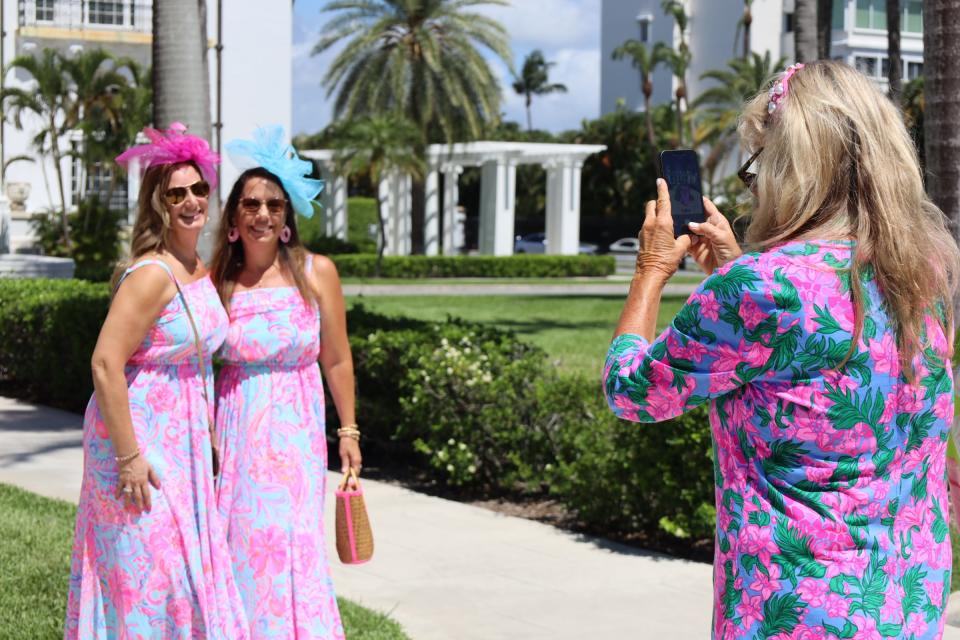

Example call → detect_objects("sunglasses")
164 180 210 205
737 147 763 189
239 197 287 215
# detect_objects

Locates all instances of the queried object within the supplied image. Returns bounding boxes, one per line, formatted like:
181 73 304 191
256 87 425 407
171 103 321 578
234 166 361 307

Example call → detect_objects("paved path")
343 282 698 298
3 394 960 639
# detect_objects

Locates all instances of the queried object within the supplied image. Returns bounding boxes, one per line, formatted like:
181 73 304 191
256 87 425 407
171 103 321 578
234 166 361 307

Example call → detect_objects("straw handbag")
335 469 374 564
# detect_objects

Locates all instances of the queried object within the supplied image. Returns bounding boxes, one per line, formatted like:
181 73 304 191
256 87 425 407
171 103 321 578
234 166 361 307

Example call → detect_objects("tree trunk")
526 94 532 131
924 0 960 243
817 0 833 60
794 0 818 63
153 0 214 251
644 93 657 162
743 12 752 60
675 93 684 147
49 115 71 248
887 0 902 102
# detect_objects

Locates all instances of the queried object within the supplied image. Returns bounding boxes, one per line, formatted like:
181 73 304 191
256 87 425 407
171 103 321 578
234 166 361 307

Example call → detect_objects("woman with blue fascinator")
210 126 359 639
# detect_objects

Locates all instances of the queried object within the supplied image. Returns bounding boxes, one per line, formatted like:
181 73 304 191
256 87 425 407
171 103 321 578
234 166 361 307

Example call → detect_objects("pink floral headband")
767 63 805 116
116 122 220 187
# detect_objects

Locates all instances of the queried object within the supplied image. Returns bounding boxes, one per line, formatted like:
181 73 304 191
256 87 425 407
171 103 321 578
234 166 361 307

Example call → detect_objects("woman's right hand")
687 197 743 274
116 455 161 513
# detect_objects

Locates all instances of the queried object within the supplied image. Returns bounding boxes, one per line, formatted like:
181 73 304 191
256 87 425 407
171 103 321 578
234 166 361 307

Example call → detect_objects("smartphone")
658 150 706 237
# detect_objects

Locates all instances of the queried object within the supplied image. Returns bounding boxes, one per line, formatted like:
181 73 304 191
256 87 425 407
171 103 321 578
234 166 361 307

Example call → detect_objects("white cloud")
478 0 600 53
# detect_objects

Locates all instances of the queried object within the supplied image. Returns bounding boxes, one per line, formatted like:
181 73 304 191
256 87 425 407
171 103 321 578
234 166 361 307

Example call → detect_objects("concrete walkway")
343 282 699 298
3 394 959 639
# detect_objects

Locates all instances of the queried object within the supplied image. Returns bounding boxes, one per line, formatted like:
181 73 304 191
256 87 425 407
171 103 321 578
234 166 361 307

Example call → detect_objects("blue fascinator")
225 125 323 218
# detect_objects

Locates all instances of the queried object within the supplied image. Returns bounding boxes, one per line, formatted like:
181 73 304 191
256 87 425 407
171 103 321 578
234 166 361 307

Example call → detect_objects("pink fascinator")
767 63 805 116
116 122 220 187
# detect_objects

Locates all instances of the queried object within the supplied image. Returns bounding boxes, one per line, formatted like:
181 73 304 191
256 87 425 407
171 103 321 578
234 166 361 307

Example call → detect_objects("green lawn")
0 483 409 639
350 294 688 376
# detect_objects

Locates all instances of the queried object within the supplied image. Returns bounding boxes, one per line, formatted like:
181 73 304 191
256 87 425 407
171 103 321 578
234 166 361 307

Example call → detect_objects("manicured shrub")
0 278 109 412
332 254 615 278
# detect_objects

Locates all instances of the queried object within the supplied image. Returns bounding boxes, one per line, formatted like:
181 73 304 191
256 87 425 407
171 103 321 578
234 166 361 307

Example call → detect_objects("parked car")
607 237 639 254
514 232 598 255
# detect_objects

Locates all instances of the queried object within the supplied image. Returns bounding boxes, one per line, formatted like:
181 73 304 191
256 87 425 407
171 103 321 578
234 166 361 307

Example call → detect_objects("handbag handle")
338 468 361 491
172 278 219 476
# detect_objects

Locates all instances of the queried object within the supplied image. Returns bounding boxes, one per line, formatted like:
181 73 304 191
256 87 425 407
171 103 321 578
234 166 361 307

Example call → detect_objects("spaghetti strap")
115 259 177 292
305 253 314 273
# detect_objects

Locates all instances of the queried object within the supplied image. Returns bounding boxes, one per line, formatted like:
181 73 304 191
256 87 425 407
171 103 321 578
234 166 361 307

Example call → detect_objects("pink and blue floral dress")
214 260 344 639
604 240 953 639
65 260 249 639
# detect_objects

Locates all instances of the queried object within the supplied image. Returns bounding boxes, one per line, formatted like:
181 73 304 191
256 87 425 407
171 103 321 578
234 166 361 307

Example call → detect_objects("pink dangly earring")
280 225 292 244
228 227 239 243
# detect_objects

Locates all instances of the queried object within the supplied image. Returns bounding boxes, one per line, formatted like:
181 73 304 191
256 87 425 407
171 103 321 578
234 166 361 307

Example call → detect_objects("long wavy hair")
110 160 202 290
209 167 318 311
737 60 960 374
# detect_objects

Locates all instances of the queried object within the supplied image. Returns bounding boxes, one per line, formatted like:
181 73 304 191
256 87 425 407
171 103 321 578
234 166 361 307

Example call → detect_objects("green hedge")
0 278 712 544
0 279 109 412
332 254 615 278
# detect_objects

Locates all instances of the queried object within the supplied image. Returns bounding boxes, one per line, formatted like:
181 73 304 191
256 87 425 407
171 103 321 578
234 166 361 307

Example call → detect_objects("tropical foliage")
611 39 671 159
329 114 426 273
1 47 150 256
511 49 567 131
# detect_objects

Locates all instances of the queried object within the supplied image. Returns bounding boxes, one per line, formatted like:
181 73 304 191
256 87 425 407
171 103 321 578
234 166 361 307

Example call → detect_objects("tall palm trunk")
643 89 657 161
742 4 752 59
525 93 533 131
49 113 70 247
924 0 960 243
817 0 833 60
886 0 902 101
375 195 387 277
153 0 214 250
794 0 818 63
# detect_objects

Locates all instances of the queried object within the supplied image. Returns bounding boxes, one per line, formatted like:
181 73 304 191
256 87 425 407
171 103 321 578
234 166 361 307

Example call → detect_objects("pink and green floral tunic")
604 240 953 639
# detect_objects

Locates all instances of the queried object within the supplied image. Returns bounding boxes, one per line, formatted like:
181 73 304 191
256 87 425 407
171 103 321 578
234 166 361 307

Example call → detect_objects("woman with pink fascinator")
64 123 249 639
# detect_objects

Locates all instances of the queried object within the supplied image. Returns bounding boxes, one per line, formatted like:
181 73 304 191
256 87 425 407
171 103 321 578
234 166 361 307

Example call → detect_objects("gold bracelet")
340 423 359 431
115 449 140 464
337 426 361 440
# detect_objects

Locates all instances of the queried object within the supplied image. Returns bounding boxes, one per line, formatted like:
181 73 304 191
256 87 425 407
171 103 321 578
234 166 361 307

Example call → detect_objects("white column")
545 160 583 255
0 195 10 254
441 164 463 255
390 172 412 256
126 157 141 225
478 157 517 256
377 172 394 256
319 165 348 240
424 168 440 256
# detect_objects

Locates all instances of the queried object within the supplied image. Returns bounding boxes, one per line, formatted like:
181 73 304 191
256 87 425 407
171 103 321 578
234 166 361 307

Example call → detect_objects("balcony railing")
18 1 152 34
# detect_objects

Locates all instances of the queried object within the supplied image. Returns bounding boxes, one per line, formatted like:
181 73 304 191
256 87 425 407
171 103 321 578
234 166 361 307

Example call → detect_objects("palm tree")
886 0 902 101
152 0 210 137
923 0 960 245
734 0 754 59
511 50 567 131
794 0 818 63
330 114 425 275
2 49 73 245
611 40 670 158
694 51 785 193
314 0 512 254
817 0 833 59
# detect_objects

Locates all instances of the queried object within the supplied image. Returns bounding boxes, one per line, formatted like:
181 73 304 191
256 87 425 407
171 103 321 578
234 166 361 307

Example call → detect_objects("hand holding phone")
658 150 706 237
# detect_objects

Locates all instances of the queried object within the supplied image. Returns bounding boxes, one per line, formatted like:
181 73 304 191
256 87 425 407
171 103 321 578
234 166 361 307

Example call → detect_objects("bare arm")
311 254 362 477
91 265 174 510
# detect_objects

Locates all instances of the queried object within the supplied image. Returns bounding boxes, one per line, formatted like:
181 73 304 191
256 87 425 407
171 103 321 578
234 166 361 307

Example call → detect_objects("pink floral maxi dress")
65 260 249 639
214 266 344 639
604 240 953 639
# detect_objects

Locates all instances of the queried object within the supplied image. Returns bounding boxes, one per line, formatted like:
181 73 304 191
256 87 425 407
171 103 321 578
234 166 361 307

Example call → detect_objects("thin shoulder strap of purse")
115 259 176 292
172 279 210 406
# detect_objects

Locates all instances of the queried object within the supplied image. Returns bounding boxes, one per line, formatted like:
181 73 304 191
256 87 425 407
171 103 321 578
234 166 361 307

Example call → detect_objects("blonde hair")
110 161 202 290
738 60 960 374
209 167 319 311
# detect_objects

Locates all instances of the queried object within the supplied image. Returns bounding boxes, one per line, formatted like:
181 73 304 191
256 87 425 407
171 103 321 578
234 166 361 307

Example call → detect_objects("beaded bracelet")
115 449 140 465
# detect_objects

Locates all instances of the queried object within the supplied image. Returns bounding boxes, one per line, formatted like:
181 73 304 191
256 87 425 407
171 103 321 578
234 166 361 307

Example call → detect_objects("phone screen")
658 150 706 237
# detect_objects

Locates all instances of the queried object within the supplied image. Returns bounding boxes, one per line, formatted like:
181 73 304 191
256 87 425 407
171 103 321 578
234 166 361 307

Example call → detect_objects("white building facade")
601 0 924 115
3 0 292 252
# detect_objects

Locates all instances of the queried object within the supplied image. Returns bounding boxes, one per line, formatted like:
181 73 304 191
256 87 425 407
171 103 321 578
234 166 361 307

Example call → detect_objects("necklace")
244 260 282 288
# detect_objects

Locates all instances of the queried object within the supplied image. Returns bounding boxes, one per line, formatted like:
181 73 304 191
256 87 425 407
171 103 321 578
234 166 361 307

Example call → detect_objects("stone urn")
6 181 31 217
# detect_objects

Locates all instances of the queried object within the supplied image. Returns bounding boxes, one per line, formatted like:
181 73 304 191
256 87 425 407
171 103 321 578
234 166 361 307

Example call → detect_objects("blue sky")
291 0 602 135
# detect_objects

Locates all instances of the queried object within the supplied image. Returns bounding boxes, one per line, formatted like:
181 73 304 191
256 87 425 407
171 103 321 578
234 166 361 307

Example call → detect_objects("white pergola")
301 141 606 256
